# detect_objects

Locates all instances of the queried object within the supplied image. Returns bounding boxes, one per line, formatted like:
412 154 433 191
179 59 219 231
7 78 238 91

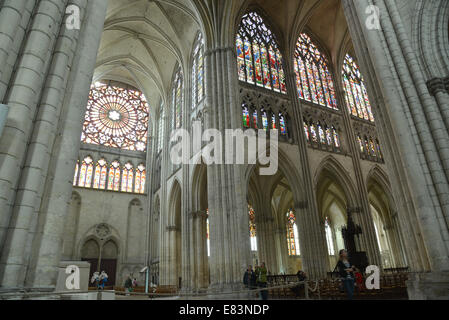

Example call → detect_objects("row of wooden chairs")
265 273 409 300
317 273 409 300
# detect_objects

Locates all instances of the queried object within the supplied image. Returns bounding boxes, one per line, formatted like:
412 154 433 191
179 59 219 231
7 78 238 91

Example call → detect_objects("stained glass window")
325 217 335 256
78 156 93 188
172 69 183 129
192 33 205 109
134 164 146 194
325 127 333 146
358 136 364 153
318 123 326 144
286 211 300 256
261 109 268 130
304 121 310 141
369 138 376 157
248 205 257 251
376 139 383 159
81 82 149 152
279 114 287 136
294 33 338 110
236 12 287 94
342 54 374 122
333 127 340 148
158 104 165 152
73 160 79 186
108 160 121 191
242 103 250 128
121 162 134 193
93 158 108 190
206 209 210 257
310 124 318 143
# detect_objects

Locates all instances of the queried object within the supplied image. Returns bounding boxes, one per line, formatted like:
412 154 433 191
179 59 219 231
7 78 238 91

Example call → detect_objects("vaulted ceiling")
93 0 202 115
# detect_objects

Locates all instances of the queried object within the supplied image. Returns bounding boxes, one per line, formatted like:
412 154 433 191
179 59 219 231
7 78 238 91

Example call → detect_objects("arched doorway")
168 180 182 288
246 162 303 275
81 237 119 287
316 167 352 270
367 175 407 269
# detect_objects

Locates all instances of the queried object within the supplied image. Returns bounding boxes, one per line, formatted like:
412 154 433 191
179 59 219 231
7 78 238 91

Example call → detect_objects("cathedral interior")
0 0 448 300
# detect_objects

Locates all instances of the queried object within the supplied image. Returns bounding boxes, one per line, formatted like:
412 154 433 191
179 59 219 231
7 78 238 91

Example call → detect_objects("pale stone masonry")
0 0 447 299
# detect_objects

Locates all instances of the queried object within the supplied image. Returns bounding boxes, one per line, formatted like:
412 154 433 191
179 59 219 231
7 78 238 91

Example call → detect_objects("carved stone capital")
204 47 234 57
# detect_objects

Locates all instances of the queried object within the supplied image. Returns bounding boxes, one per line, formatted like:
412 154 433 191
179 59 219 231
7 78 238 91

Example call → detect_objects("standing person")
91 271 100 290
257 262 268 300
354 268 364 293
124 275 133 296
243 266 256 299
243 266 253 289
132 277 138 288
336 249 356 300
99 271 108 290
292 270 307 297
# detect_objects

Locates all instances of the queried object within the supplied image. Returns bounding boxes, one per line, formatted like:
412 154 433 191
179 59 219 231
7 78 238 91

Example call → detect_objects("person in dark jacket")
292 270 307 297
336 249 356 300
124 275 133 296
243 266 256 299
243 266 256 288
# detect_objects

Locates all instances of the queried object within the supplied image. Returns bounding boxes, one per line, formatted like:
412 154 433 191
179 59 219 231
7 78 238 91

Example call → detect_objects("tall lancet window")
192 33 205 109
294 33 337 109
206 209 210 257
78 156 93 188
236 11 287 93
325 217 335 256
171 68 183 129
121 162 134 193
108 160 121 191
248 205 257 251
158 104 165 152
286 210 300 256
134 164 146 194
93 158 108 190
73 160 79 186
342 54 374 122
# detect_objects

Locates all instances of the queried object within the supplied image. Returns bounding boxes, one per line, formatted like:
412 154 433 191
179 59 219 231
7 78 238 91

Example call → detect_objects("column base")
406 272 449 300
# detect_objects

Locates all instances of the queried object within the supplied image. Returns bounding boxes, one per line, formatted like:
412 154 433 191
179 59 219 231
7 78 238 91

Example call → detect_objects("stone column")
343 0 449 272
0 0 34 101
256 197 278 274
0 0 89 288
191 211 209 291
22 0 108 289
165 226 179 287
204 47 251 294
342 0 449 298
274 227 288 273
283 60 329 279
0 0 69 288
